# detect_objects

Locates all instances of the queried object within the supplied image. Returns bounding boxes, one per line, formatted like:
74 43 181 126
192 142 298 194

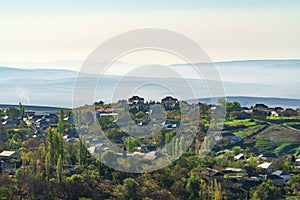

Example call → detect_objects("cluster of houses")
127 95 179 108
96 96 180 130
89 97 181 163
201 153 300 187
1 100 299 182
29 113 59 129
0 109 80 175
204 102 298 119
84 134 300 186
1 116 18 128
1 110 77 136
127 97 299 118
244 103 298 117
86 138 167 163
1 111 59 130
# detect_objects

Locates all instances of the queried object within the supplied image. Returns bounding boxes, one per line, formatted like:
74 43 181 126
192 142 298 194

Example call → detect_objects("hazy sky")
1 0 300 69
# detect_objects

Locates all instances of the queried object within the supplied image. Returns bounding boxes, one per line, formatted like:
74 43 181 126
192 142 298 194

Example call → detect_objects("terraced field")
219 119 300 156
256 124 300 143
240 124 300 156
233 124 266 138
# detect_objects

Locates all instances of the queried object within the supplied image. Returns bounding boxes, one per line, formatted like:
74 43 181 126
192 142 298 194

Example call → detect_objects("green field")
274 143 300 156
239 124 300 155
257 124 300 143
225 119 257 127
267 116 300 120
221 121 300 156
233 124 266 138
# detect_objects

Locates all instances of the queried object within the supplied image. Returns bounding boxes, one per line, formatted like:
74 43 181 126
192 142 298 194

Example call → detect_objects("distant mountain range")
171 59 300 68
1 59 300 108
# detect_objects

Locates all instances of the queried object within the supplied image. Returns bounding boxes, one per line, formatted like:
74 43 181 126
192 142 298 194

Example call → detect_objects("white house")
270 111 279 117
234 153 244 161
257 162 273 174
0 150 20 160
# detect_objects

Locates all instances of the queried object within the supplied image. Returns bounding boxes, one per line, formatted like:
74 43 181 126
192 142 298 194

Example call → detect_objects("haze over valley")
1 59 300 108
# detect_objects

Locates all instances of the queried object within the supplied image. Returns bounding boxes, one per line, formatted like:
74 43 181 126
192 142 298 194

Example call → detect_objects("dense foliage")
0 100 300 199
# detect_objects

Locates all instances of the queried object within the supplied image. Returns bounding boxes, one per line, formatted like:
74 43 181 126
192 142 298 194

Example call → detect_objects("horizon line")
1 95 300 110
1 58 300 71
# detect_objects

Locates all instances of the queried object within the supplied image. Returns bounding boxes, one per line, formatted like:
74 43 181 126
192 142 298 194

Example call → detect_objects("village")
1 97 300 198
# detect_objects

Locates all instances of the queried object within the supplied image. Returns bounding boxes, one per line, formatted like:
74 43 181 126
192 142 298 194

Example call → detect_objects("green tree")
186 176 200 200
252 109 268 119
118 178 140 200
285 175 300 197
45 151 50 181
251 182 269 200
127 137 138 152
47 128 64 165
56 155 63 184
77 137 87 166
213 179 222 200
53 129 63 163
251 181 281 200
135 111 146 121
19 102 25 118
8 133 21 149
47 128 54 165
58 109 64 134
227 101 242 112
165 132 174 154
66 174 84 183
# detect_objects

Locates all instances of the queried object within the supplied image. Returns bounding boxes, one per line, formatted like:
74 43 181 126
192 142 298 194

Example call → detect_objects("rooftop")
0 150 16 157
257 162 272 169
224 167 247 173
234 153 244 160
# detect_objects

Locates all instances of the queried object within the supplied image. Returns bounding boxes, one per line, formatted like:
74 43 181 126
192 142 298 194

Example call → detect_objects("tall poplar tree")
56 155 63 184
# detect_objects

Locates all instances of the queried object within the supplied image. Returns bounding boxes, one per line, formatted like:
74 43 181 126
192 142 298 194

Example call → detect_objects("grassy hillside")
218 121 300 157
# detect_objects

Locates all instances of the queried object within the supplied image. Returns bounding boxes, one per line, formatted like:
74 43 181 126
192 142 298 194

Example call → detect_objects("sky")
0 0 300 70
